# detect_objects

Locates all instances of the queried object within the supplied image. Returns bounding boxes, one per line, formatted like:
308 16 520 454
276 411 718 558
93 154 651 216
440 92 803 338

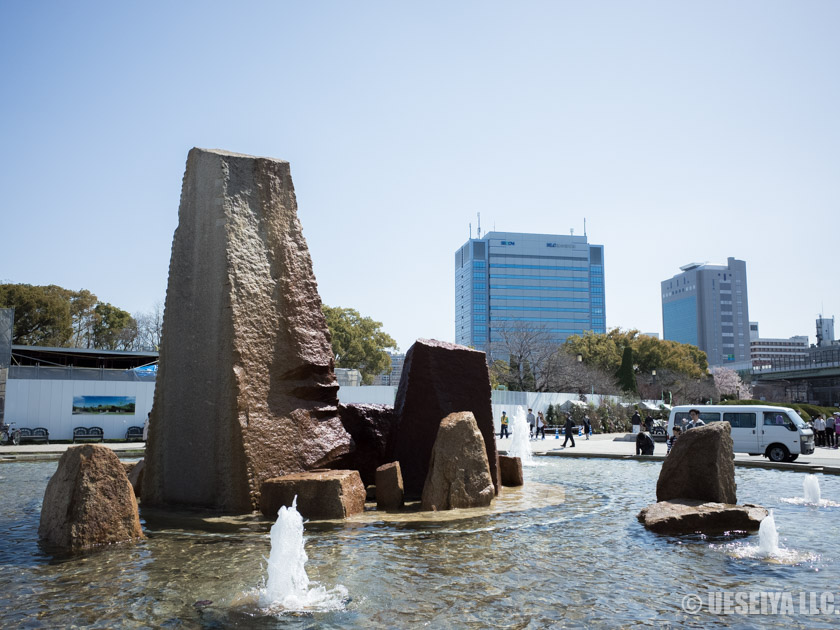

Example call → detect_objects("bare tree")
487 321 559 391
133 301 164 351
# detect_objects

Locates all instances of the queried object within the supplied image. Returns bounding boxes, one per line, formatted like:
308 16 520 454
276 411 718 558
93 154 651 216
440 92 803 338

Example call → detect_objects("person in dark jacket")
562 413 576 447
631 410 642 434
635 430 655 455
644 414 654 433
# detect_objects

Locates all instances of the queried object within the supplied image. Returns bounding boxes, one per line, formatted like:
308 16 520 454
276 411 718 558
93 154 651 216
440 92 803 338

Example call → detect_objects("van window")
673 411 720 429
723 412 756 428
763 412 797 431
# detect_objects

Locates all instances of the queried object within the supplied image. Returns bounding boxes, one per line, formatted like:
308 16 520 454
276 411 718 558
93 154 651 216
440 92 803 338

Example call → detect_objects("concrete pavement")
498 431 840 475
3 433 839 475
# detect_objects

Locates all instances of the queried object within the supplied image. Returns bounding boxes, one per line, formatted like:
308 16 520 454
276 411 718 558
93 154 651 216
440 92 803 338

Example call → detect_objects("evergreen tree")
616 346 638 394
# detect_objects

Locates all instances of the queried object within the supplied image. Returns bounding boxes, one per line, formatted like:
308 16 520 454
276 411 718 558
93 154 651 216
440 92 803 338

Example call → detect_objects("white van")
667 405 815 463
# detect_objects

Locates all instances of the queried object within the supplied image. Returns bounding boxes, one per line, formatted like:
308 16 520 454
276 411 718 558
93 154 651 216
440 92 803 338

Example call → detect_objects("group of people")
812 412 840 448
498 408 593 447
635 408 704 456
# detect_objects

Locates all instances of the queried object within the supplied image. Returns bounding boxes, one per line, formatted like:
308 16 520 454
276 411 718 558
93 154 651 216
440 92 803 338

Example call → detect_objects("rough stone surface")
143 148 351 513
127 459 145 497
259 469 366 520
638 499 768 535
375 461 404 510
657 422 737 504
39 445 145 551
327 403 397 486
421 412 495 511
499 455 524 487
393 339 499 497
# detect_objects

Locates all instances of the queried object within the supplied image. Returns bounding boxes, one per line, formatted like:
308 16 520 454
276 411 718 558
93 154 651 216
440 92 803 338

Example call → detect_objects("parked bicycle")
0 421 21 446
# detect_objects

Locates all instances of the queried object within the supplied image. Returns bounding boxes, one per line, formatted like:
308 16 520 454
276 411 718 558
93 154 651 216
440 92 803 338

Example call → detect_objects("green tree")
322 305 397 385
92 302 136 350
616 345 637 394
0 283 73 346
565 328 707 379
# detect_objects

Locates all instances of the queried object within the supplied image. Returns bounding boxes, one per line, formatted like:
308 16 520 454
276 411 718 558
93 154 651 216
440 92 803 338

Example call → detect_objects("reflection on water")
1 458 839 627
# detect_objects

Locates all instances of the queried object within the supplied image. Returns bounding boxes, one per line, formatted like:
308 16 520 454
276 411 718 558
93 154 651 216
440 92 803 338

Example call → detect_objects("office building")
816 316 835 347
751 334 809 369
661 257 750 367
455 231 606 354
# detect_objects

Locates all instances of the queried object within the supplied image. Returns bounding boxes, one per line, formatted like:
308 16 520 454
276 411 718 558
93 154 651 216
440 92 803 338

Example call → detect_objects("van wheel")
786 454 799 462
766 444 790 463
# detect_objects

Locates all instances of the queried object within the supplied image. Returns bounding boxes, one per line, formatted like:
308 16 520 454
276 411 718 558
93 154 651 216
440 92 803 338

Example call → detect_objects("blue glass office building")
455 231 606 354
661 258 750 367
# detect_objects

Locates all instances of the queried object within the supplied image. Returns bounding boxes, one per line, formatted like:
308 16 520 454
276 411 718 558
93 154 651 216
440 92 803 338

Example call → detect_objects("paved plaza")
3 432 839 474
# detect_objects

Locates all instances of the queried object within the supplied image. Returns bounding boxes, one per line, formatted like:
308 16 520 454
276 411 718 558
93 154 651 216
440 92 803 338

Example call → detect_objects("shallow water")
1 458 838 628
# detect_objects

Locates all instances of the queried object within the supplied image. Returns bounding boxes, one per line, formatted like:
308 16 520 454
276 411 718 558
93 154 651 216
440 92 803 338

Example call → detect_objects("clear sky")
1 1 838 353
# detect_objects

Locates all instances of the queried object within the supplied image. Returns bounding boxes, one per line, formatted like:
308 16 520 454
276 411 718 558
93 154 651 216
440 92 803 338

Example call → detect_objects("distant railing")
9 365 157 382
752 347 840 374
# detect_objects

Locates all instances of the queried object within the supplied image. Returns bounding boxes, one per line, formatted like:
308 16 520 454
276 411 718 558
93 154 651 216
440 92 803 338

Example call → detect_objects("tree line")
0 283 162 351
487 322 745 405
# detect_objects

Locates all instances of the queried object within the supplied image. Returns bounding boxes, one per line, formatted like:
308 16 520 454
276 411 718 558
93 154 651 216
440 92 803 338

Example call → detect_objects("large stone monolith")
656 422 737 504
142 148 351 513
392 339 499 498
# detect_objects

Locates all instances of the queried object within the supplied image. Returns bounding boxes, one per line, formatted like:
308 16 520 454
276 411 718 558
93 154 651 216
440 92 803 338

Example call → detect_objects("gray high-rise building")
661 257 750 367
455 231 606 354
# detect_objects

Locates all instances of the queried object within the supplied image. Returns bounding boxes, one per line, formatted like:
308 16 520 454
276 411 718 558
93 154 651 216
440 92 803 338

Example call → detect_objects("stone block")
499 455 523 487
421 412 495 511
260 470 366 520
393 339 498 498
657 422 736 504
39 445 145 552
142 148 351 513
375 461 404 510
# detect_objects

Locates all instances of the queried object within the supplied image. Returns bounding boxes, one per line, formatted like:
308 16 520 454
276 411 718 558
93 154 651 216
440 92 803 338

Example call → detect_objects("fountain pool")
1 458 838 628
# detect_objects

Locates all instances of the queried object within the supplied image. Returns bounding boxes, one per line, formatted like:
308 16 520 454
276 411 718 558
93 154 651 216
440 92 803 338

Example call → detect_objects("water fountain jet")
256 497 347 614
506 408 534 466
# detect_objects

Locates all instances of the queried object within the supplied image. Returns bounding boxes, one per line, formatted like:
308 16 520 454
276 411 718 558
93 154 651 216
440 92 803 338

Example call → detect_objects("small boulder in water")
638 499 767 535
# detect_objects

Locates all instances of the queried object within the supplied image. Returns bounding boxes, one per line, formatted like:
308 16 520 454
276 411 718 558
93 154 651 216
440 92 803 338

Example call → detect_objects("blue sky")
1 1 838 353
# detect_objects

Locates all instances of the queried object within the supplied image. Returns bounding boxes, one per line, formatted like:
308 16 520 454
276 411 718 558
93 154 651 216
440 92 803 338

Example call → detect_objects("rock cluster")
143 148 351 513
393 339 499 498
39 445 144 552
421 412 495 511
640 422 766 535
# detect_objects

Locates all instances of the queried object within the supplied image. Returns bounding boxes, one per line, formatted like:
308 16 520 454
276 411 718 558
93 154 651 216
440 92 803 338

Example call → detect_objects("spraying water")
757 511 780 557
803 475 822 505
506 408 535 466
780 474 838 506
257 497 347 614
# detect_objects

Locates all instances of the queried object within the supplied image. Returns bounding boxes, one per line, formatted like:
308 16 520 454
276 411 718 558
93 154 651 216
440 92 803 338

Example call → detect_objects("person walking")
536 411 546 440
644 414 654 433
499 411 510 439
527 408 536 439
826 413 836 448
562 413 576 448
631 410 642 434
583 414 592 440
